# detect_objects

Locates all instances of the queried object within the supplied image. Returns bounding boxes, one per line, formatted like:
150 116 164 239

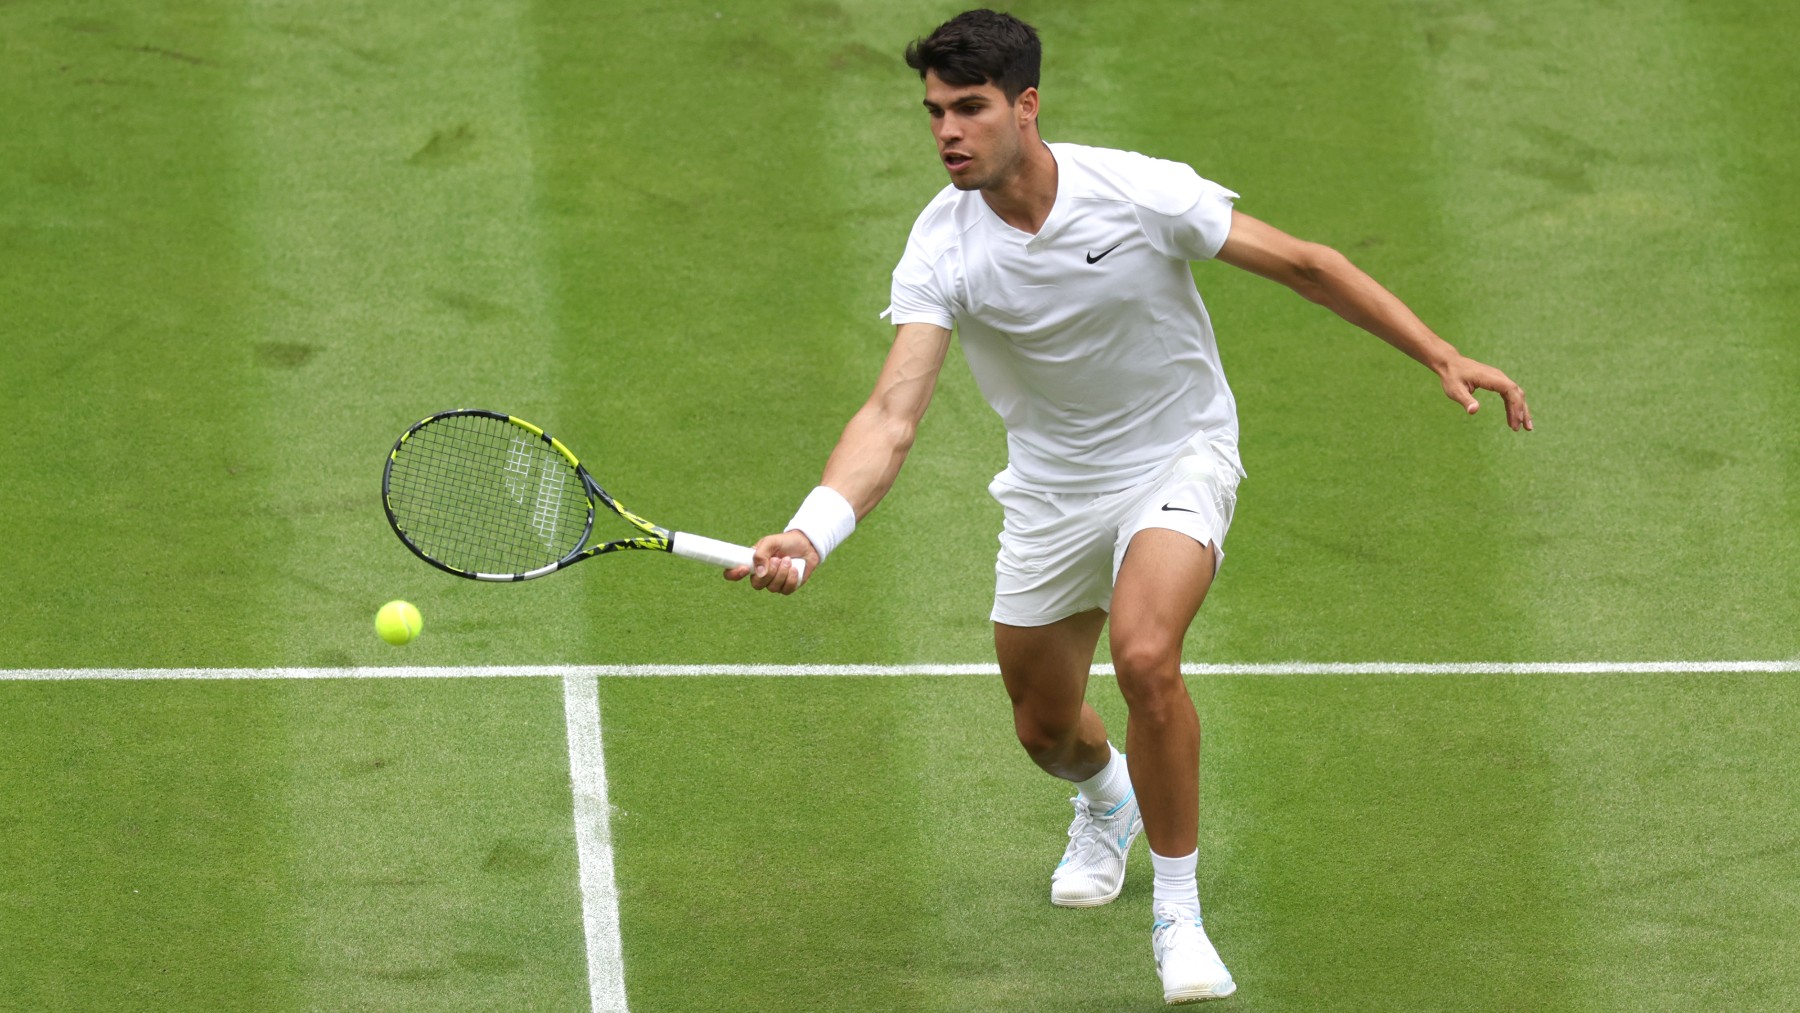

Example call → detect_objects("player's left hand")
1439 355 1533 431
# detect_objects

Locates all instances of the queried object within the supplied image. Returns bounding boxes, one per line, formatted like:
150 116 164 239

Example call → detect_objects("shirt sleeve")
1135 165 1239 263
884 228 957 329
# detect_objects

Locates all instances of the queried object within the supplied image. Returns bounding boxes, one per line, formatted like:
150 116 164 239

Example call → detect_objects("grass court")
2 0 1797 1009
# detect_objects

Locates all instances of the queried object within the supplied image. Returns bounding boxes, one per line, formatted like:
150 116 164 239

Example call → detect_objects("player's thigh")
995 609 1108 720
1108 439 1237 669
1110 529 1217 673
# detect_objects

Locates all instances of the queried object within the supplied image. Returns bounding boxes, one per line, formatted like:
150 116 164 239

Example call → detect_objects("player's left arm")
1214 210 1533 431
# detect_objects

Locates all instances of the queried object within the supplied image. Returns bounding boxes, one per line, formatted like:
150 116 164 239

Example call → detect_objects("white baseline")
1 660 1797 681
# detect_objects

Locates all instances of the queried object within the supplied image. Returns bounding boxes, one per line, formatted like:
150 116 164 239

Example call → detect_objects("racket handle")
670 532 806 584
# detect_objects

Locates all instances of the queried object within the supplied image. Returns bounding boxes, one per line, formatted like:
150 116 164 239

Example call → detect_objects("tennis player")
729 9 1531 1004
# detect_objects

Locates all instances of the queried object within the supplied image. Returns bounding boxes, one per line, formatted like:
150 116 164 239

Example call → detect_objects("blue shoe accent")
1100 787 1136 818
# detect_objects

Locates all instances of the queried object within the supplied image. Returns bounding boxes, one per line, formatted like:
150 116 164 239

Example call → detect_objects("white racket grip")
670 531 806 583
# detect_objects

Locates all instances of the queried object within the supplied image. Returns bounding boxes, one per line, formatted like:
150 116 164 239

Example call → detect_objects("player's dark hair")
904 9 1041 102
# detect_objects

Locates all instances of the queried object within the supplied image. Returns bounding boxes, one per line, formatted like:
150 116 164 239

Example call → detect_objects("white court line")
562 673 629 1013
1 660 1797 681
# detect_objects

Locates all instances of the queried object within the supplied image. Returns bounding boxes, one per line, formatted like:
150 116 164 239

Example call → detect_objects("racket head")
382 409 596 581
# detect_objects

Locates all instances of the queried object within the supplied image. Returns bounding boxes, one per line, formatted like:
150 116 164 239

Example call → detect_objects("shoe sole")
1164 981 1236 1003
1050 883 1125 908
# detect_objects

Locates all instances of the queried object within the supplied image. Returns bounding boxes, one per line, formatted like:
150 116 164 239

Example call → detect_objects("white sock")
1151 849 1201 920
1073 743 1131 811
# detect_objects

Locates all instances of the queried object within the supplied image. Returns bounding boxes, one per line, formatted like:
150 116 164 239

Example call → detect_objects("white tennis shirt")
887 142 1242 494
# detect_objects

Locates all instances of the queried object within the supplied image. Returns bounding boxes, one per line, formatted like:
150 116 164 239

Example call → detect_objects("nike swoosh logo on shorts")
1086 241 1123 264
1160 504 1201 514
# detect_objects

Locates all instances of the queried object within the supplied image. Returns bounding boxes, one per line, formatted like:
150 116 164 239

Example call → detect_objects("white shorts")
988 437 1243 628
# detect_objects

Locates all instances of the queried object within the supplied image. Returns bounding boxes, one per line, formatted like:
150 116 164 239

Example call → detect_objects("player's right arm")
727 321 953 594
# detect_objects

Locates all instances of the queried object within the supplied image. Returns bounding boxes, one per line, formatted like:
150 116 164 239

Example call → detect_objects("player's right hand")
724 530 818 595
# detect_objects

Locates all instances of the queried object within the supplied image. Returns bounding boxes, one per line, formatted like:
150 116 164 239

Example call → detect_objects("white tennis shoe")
1049 791 1142 907
1151 903 1236 1003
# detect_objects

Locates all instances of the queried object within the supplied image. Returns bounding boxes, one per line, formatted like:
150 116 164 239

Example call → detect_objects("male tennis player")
729 9 1531 1004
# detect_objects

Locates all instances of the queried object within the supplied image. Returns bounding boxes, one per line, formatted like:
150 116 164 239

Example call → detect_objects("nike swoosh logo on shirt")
1160 504 1201 514
1085 241 1124 264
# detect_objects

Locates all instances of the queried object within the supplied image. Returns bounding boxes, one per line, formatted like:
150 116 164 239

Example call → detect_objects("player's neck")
980 139 1057 235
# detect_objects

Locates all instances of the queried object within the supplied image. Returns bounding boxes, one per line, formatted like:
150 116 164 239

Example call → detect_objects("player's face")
922 71 1034 191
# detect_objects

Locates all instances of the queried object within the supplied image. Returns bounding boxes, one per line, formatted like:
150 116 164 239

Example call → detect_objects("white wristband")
786 486 856 563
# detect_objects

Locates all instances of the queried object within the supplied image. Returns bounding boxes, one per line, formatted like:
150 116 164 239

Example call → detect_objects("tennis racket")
382 408 800 583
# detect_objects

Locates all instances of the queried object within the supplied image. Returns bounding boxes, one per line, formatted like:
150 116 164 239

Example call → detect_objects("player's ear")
1015 86 1039 128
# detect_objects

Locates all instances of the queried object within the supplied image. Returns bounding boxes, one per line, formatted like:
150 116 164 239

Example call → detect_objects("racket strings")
386 414 591 575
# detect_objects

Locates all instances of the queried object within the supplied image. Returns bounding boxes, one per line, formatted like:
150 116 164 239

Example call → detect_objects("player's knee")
1114 643 1187 714
1120 677 1189 718
1113 634 1181 686
1013 707 1079 761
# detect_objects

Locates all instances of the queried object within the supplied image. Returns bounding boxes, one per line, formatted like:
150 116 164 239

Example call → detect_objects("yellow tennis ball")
376 600 423 646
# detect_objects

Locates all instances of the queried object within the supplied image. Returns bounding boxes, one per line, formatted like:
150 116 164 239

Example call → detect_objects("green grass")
0 678 585 1010
1 0 1797 1009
